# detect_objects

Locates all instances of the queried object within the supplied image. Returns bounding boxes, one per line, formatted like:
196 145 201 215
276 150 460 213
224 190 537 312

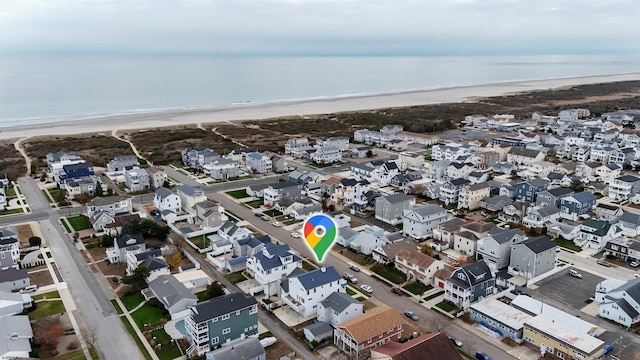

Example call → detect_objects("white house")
147 166 167 189
506 148 544 166
0 227 20 268
154 187 182 214
148 274 198 319
597 278 640 328
316 291 363 326
608 174 640 201
402 204 448 239
394 249 445 285
578 219 623 250
311 146 342 164
246 153 273 174
245 243 302 297
282 266 346 317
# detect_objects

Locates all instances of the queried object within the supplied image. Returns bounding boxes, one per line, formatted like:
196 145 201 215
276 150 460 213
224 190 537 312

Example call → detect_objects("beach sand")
1 72 639 141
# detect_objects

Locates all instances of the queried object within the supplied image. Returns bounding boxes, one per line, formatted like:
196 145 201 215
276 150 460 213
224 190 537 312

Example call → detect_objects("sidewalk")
115 296 160 360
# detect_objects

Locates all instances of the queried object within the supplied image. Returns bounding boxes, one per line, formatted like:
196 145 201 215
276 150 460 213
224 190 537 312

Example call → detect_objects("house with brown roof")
434 267 454 290
334 306 406 360
370 332 463 360
371 239 418 265
394 249 445 285
452 222 495 261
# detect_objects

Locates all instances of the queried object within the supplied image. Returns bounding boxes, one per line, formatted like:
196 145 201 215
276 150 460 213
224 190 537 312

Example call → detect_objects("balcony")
282 294 305 313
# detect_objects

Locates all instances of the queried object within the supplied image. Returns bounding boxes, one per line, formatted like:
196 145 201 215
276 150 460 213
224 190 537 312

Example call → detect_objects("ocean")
1 54 640 128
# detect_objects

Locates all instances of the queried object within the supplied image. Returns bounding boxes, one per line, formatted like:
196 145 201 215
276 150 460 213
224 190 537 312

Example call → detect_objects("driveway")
530 267 603 309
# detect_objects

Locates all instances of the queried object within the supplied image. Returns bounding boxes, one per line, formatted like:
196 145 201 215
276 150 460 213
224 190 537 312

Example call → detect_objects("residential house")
0 183 5 211
433 218 467 249
334 306 406 360
285 138 313 156
106 155 139 176
604 236 640 263
124 168 150 192
476 228 526 271
106 233 145 264
59 162 94 185
444 261 495 310
102 213 142 236
523 161 555 179
0 268 30 292
453 222 495 261
445 162 475 180
608 174 640 201
522 205 561 228
576 162 601 181
402 204 448 240
245 243 302 297
439 178 471 205
589 145 616 164
558 191 597 221
479 195 514 213
596 277 640 328
331 178 370 206
182 148 218 170
609 147 637 166
476 151 500 170
428 160 451 181
458 183 490 210
0 227 20 267
506 148 544 165
375 194 416 225
595 163 622 183
571 145 592 162
499 201 529 223
311 146 342 164
316 136 349 151
204 157 240 180
535 187 574 208
147 166 167 189
397 152 425 171
219 221 253 245
262 151 287 172
0 290 32 317
263 182 301 206
508 236 557 279
370 332 463 360
499 182 517 198
184 293 258 356
303 322 333 343
204 337 265 360
46 151 84 181
370 161 401 186
177 185 207 216
618 211 640 237
245 183 268 198
154 187 182 214
316 292 363 326
350 146 374 159
515 178 550 204
126 249 169 281
194 200 228 230
0 316 33 359
468 171 490 184
246 153 272 174
579 219 623 250
394 249 444 285
595 203 624 222
386 138 408 151
349 226 390 255
148 274 198 319
372 239 418 265
281 266 346 317
62 177 97 200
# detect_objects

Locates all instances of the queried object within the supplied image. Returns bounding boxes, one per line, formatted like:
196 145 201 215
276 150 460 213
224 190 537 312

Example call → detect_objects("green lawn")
0 208 24 216
263 209 282 217
352 255 372 266
42 190 54 203
226 189 249 199
50 348 86 360
424 290 445 301
152 328 182 360
29 300 66 320
130 302 167 329
224 271 247 284
371 264 407 284
302 260 318 271
66 215 92 231
346 287 356 296
244 199 264 209
554 237 582 252
111 300 124 315
32 290 60 301
189 235 211 249
121 292 145 311
225 211 241 222
403 282 431 295
355 296 366 302
120 317 153 360
61 220 72 233
434 301 455 312
5 186 17 196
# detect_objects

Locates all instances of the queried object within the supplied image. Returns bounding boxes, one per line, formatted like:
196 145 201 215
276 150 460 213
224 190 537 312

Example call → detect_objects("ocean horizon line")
3 70 639 130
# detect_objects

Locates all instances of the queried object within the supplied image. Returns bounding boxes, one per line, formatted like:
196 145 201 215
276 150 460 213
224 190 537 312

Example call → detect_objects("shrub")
29 236 42 247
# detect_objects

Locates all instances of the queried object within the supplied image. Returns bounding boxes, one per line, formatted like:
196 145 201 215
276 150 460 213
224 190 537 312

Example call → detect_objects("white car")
20 285 38 294
360 284 373 293
272 221 281 227
630 261 640 268
290 232 300 238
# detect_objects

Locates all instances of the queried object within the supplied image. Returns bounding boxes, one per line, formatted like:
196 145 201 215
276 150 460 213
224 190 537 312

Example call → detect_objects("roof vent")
320 267 326 272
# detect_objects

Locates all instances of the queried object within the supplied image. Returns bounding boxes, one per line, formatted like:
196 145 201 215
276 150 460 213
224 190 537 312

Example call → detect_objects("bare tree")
80 327 97 348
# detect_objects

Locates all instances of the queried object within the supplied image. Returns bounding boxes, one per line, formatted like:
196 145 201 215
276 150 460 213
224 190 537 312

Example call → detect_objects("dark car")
475 352 493 360
255 212 263 217
597 261 612 267
391 287 403 295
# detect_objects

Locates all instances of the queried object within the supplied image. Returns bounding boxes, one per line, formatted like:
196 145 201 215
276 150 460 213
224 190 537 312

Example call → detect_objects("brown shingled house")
370 332 463 360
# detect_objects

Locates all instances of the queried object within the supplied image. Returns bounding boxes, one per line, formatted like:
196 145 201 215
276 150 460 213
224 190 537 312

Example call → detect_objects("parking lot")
530 267 603 310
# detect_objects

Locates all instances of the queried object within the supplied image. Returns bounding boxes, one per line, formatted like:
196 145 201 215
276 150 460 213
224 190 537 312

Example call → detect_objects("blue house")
559 191 597 221
444 261 495 310
515 179 550 204
60 162 94 183
185 293 258 356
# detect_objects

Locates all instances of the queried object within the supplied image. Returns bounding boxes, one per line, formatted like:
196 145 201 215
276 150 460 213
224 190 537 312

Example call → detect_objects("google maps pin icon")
302 214 338 263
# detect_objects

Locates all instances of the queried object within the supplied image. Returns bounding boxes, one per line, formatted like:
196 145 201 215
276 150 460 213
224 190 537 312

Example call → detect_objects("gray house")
107 155 140 175
0 268 30 292
206 157 240 180
535 187 574 207
508 236 557 279
515 178 550 203
375 194 416 225
444 261 495 310
479 195 514 213
476 228 526 271
148 274 197 319
185 293 259 356
205 337 265 360
316 291 363 326
124 168 150 192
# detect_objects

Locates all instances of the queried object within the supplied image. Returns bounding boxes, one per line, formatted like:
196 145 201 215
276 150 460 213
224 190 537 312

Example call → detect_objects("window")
211 337 219 345
236 310 240 316
249 305 258 314
222 328 230 335
221 314 230 320
212 317 218 322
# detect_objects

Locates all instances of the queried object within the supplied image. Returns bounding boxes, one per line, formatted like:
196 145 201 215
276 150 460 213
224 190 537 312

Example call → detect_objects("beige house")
458 183 490 210
394 249 445 285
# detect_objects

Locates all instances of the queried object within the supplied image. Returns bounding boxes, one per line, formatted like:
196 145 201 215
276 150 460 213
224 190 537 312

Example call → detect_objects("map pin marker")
303 214 338 263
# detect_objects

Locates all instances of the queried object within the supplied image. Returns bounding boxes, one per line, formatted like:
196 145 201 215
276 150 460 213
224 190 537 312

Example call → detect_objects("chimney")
320 266 326 272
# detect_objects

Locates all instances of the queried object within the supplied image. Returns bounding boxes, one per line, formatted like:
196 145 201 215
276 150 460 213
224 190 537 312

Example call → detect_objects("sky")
1 0 639 55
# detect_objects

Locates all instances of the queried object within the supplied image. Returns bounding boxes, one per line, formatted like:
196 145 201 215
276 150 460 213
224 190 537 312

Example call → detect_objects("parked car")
343 273 358 284
404 310 419 321
630 261 640 268
569 269 583 279
391 287 403 295
272 221 281 227
597 261 612 267
254 212 263 217
349 264 361 272
449 337 462 347
20 285 38 294
603 344 614 354
475 352 493 360
261 215 270 221
360 284 373 293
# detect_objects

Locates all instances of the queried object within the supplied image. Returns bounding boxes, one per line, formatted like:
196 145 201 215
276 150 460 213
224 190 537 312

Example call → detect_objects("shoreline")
1 72 640 141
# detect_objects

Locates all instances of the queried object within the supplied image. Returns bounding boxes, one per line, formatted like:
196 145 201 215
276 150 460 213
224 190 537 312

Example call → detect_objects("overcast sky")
1 0 639 55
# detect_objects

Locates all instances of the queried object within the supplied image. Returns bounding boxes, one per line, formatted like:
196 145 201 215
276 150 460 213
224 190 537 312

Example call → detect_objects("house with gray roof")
507 147 545 165
246 152 272 174
245 242 302 297
282 266 346 317
476 228 526 271
609 174 640 201
154 187 182 220
0 267 30 292
559 191 597 221
127 249 170 282
106 233 146 264
535 187 574 208
219 221 253 246
185 293 259 356
402 204 448 239
0 227 20 268
597 278 640 327
303 321 333 343
107 155 140 176
148 274 197 319
375 193 416 225
0 315 33 359
444 261 495 310
0 290 32 317
618 211 640 237
204 337 265 360
479 195 514 213
522 205 561 228
316 291 363 326
204 156 241 180
124 168 150 192
439 178 471 205
508 236 556 280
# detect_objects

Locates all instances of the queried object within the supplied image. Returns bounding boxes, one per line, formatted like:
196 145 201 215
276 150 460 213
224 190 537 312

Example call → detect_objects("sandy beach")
1 72 639 141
